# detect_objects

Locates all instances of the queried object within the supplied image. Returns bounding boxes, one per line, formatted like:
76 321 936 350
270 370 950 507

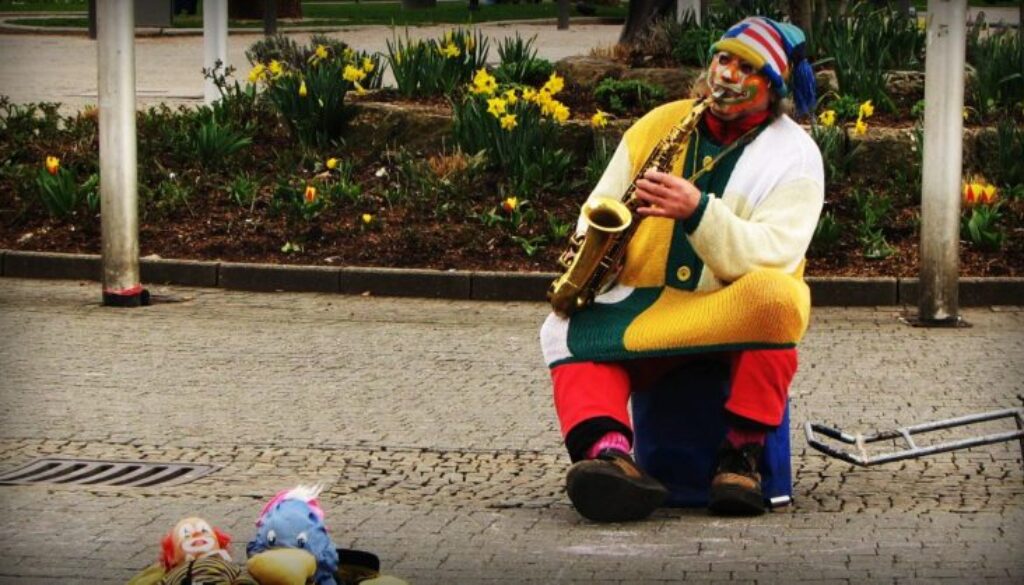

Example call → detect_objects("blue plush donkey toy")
247 484 340 585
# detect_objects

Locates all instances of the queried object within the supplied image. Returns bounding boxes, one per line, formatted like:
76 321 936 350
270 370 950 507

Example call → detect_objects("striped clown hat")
710 17 816 117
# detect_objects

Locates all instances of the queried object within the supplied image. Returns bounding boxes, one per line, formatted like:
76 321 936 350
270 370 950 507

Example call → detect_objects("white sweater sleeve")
689 176 824 281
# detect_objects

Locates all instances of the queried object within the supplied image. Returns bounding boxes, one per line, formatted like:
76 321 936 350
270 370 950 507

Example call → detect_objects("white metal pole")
204 0 228 104
919 0 967 323
677 0 701 25
97 0 144 307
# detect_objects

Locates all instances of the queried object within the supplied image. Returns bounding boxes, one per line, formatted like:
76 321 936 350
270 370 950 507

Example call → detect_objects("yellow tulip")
326 158 338 170
501 196 518 213
361 213 373 225
45 155 60 175
298 80 307 97
980 184 997 204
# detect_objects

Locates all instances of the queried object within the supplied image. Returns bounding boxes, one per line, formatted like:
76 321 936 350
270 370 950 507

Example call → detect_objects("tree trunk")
229 0 302 20
619 0 674 44
788 0 813 38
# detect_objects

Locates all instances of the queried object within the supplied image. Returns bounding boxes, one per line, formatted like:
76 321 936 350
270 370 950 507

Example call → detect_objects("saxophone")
547 94 718 317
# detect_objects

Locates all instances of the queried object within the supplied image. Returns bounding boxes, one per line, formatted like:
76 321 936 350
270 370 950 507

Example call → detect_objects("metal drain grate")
0 458 219 488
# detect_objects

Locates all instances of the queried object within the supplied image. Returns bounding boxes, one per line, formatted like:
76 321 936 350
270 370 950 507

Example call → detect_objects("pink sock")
585 431 631 459
726 426 767 448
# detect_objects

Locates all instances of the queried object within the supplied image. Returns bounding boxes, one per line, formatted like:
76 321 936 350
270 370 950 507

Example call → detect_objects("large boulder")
347 101 452 153
554 56 626 90
620 66 702 100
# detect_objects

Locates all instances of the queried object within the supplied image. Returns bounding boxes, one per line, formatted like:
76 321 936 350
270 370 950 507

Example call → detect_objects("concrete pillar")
204 0 228 104
918 0 968 324
97 0 145 306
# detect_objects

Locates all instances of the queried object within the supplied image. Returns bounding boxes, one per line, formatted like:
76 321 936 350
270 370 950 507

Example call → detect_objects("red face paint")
706 51 772 121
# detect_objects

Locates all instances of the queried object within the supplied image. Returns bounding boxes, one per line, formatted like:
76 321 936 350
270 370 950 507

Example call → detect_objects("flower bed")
1 22 1021 277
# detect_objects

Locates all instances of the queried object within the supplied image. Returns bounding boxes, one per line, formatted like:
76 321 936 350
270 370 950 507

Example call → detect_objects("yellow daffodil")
465 34 475 52
858 100 874 119
304 185 317 204
590 110 608 129
362 57 374 73
313 44 328 62
552 103 570 123
298 80 308 97
486 97 507 118
503 89 518 105
343 65 367 83
326 158 339 170
471 68 497 96
361 213 373 225
247 63 266 83
818 109 836 127
522 87 537 102
268 60 284 78
394 51 403 66
962 107 970 121
500 114 518 131
854 118 868 136
501 196 518 213
343 47 356 62
439 43 461 59
45 155 59 176
542 72 565 96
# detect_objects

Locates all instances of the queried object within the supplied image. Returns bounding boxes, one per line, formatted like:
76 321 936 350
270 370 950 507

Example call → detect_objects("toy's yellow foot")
246 548 317 585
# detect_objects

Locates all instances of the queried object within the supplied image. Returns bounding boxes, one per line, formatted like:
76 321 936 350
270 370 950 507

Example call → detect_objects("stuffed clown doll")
540 16 823 522
127 516 259 585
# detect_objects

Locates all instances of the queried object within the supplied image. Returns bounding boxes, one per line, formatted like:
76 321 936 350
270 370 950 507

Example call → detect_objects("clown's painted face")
705 51 772 120
172 517 220 562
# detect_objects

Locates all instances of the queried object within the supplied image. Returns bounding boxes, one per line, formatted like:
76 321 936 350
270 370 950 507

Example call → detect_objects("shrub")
452 69 574 194
493 33 554 86
386 29 489 98
255 53 359 149
816 3 923 111
967 20 1024 119
593 78 666 116
35 156 98 219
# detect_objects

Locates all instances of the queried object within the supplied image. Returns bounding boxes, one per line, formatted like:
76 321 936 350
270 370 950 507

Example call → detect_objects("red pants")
551 349 798 445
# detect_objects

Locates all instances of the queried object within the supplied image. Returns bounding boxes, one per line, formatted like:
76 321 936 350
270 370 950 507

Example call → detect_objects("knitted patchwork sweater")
541 99 825 367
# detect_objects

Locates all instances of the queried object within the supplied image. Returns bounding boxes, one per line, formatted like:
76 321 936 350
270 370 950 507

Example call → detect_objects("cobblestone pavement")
0 277 1022 584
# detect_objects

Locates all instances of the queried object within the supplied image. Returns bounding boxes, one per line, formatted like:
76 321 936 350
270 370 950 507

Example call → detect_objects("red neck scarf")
703 110 771 145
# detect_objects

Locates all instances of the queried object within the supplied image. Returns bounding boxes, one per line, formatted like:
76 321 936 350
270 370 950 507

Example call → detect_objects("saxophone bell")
547 197 632 317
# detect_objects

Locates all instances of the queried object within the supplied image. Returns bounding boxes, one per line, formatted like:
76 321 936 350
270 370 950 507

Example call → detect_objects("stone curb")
2 250 1021 306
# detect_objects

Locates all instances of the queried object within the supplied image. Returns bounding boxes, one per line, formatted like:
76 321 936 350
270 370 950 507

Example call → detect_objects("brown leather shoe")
566 449 668 523
709 442 766 515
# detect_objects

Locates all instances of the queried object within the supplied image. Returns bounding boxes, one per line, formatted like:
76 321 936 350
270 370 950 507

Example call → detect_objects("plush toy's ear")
214 527 232 550
160 533 177 570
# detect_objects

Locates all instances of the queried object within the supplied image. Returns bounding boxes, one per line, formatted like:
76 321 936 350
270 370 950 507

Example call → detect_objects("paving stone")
0 278 1021 584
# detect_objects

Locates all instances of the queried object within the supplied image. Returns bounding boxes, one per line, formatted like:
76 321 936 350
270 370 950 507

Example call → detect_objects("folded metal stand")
805 407 1024 471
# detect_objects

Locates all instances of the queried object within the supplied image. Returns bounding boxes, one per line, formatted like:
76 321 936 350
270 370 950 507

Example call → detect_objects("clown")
540 16 823 521
162 516 233 569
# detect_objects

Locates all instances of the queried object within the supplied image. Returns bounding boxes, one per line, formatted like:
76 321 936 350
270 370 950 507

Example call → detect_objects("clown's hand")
246 548 317 585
